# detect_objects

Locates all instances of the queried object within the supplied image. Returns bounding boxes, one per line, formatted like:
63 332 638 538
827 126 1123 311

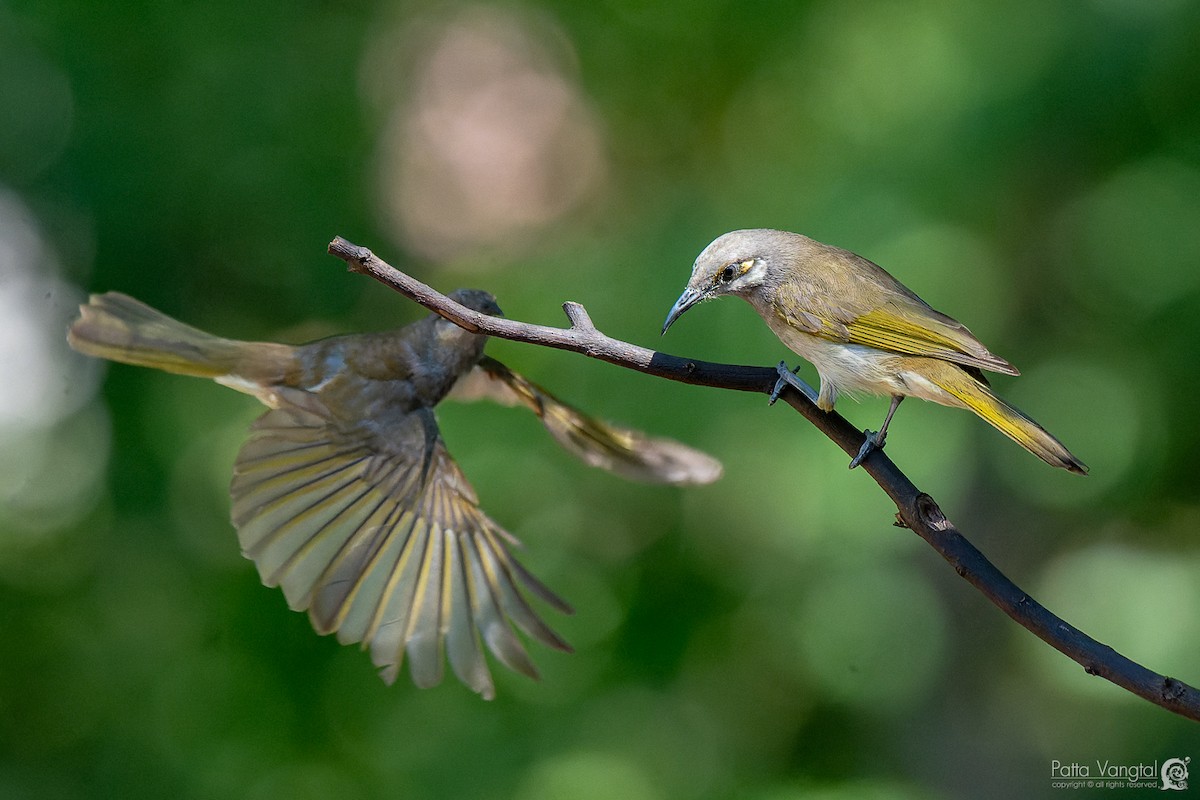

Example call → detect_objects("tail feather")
67 292 292 383
932 367 1088 475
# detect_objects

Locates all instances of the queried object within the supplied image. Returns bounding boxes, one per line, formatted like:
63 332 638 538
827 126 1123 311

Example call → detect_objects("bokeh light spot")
1060 158 1200 313
516 750 662 800
994 357 1149 505
0 190 106 551
792 563 947 712
365 6 606 264
1028 542 1200 701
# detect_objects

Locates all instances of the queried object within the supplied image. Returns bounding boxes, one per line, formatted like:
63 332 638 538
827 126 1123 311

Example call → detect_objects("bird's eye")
720 264 737 283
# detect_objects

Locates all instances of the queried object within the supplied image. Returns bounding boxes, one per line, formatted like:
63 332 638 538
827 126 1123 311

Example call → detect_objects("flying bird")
69 290 721 699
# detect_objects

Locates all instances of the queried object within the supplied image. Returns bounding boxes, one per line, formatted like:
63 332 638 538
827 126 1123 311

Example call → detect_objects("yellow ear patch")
710 259 757 289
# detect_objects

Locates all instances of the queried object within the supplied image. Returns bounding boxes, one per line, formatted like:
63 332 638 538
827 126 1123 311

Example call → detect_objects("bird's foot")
769 362 818 405
848 429 886 469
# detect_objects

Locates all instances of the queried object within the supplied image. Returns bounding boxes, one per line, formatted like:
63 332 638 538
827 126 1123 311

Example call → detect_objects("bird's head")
423 288 504 358
661 229 790 334
447 288 503 317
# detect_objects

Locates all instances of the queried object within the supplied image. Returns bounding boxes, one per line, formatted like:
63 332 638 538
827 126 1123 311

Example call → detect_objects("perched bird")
662 229 1086 474
68 290 721 699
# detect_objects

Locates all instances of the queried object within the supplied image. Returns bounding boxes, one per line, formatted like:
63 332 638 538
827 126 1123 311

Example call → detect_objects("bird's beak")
661 287 704 335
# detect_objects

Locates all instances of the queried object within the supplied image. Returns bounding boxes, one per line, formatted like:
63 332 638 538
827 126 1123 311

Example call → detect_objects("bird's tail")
929 364 1088 475
68 292 292 384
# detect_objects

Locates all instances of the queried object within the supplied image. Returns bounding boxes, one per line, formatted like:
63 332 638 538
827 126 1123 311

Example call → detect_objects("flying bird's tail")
68 292 292 388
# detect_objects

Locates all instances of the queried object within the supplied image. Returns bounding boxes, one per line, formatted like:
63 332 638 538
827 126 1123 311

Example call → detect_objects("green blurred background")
3 0 1199 797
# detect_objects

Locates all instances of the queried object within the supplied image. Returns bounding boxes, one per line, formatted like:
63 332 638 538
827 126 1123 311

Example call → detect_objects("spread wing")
772 276 1019 376
229 401 571 699
449 356 722 486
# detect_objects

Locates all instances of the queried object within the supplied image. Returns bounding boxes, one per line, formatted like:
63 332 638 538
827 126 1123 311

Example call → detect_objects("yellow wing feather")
772 280 1019 376
846 308 1018 375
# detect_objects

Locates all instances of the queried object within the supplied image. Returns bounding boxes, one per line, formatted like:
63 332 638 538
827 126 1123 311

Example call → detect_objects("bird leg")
769 361 819 405
849 395 904 469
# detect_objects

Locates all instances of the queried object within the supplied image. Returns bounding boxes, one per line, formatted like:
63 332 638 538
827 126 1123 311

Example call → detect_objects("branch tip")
326 236 376 274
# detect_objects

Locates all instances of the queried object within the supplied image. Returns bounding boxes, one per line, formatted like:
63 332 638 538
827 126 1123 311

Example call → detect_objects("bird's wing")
772 279 1019 376
229 400 572 699
448 356 723 486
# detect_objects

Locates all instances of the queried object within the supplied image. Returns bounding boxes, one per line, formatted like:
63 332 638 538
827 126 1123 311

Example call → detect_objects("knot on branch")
1161 676 1188 703
913 492 952 532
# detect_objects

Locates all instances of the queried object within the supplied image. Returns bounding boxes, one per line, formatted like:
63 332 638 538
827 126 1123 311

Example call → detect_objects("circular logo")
1161 757 1190 791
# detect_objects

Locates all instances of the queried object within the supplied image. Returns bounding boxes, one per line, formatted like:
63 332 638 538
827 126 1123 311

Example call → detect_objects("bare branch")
327 235 1200 722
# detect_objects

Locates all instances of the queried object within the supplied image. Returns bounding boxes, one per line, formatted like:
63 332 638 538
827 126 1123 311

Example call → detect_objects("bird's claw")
769 362 818 405
768 377 787 406
848 429 886 469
